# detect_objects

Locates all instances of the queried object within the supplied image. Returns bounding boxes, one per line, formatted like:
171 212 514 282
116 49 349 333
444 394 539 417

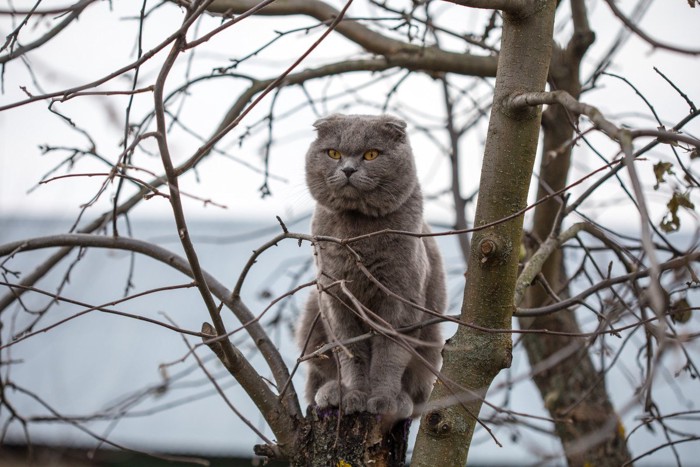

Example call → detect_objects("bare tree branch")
516 251 700 317
0 0 95 64
194 0 498 76
603 0 700 55
442 0 537 16
2 0 699 463
506 90 700 148
0 232 300 450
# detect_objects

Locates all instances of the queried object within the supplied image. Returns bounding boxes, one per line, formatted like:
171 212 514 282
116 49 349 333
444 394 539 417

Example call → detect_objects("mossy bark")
411 2 557 465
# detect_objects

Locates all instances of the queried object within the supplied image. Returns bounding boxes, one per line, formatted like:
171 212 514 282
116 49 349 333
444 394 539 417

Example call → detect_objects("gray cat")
297 113 446 420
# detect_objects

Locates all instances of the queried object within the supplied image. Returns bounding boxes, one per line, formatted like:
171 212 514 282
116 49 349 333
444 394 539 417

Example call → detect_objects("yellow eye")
363 149 380 161
327 149 341 160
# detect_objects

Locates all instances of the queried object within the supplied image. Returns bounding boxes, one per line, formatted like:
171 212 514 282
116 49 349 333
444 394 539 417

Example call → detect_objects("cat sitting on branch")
297 114 447 424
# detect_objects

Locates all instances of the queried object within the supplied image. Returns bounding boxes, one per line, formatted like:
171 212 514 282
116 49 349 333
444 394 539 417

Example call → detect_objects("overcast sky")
1 1 699 463
0 0 698 231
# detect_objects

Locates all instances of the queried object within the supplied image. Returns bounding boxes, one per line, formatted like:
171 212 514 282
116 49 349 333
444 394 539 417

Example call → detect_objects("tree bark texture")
518 43 632 466
289 407 411 467
412 2 557 465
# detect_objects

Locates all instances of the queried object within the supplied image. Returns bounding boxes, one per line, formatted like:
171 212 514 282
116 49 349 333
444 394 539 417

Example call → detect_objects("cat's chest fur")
311 190 427 299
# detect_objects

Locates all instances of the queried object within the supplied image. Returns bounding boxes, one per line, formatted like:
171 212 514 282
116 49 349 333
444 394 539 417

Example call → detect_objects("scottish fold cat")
297 114 446 420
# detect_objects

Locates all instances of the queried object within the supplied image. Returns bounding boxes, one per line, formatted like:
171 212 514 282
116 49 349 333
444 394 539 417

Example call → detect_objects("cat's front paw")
394 391 414 419
367 392 398 415
315 381 342 408
341 389 367 414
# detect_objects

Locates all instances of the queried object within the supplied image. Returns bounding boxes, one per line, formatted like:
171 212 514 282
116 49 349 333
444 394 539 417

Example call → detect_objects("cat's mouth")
337 184 358 197
329 173 374 194
334 177 359 191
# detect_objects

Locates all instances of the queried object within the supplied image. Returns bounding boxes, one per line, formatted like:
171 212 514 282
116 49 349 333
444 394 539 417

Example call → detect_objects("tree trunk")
518 41 632 466
287 407 410 467
412 2 557 465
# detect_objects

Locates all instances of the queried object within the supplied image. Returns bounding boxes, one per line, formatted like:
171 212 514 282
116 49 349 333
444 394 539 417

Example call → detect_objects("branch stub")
424 410 453 438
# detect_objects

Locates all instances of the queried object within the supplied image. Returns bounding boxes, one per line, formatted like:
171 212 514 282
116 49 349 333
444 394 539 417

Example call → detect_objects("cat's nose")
341 167 357 178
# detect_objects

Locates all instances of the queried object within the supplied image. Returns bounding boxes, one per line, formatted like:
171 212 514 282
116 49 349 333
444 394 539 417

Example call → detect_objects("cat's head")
305 114 418 217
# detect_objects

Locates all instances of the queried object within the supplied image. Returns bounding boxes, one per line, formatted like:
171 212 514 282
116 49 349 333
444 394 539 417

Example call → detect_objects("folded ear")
381 115 407 142
313 113 345 132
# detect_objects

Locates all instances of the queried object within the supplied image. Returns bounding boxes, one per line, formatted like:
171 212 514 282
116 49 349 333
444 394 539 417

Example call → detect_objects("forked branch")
189 0 498 77
505 90 700 148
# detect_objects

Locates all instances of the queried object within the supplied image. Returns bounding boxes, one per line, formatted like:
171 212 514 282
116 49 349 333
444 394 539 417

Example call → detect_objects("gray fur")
296 114 446 420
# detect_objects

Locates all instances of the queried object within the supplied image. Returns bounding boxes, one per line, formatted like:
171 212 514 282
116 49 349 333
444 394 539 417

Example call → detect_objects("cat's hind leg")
402 330 442 417
366 335 414 416
297 290 338 406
